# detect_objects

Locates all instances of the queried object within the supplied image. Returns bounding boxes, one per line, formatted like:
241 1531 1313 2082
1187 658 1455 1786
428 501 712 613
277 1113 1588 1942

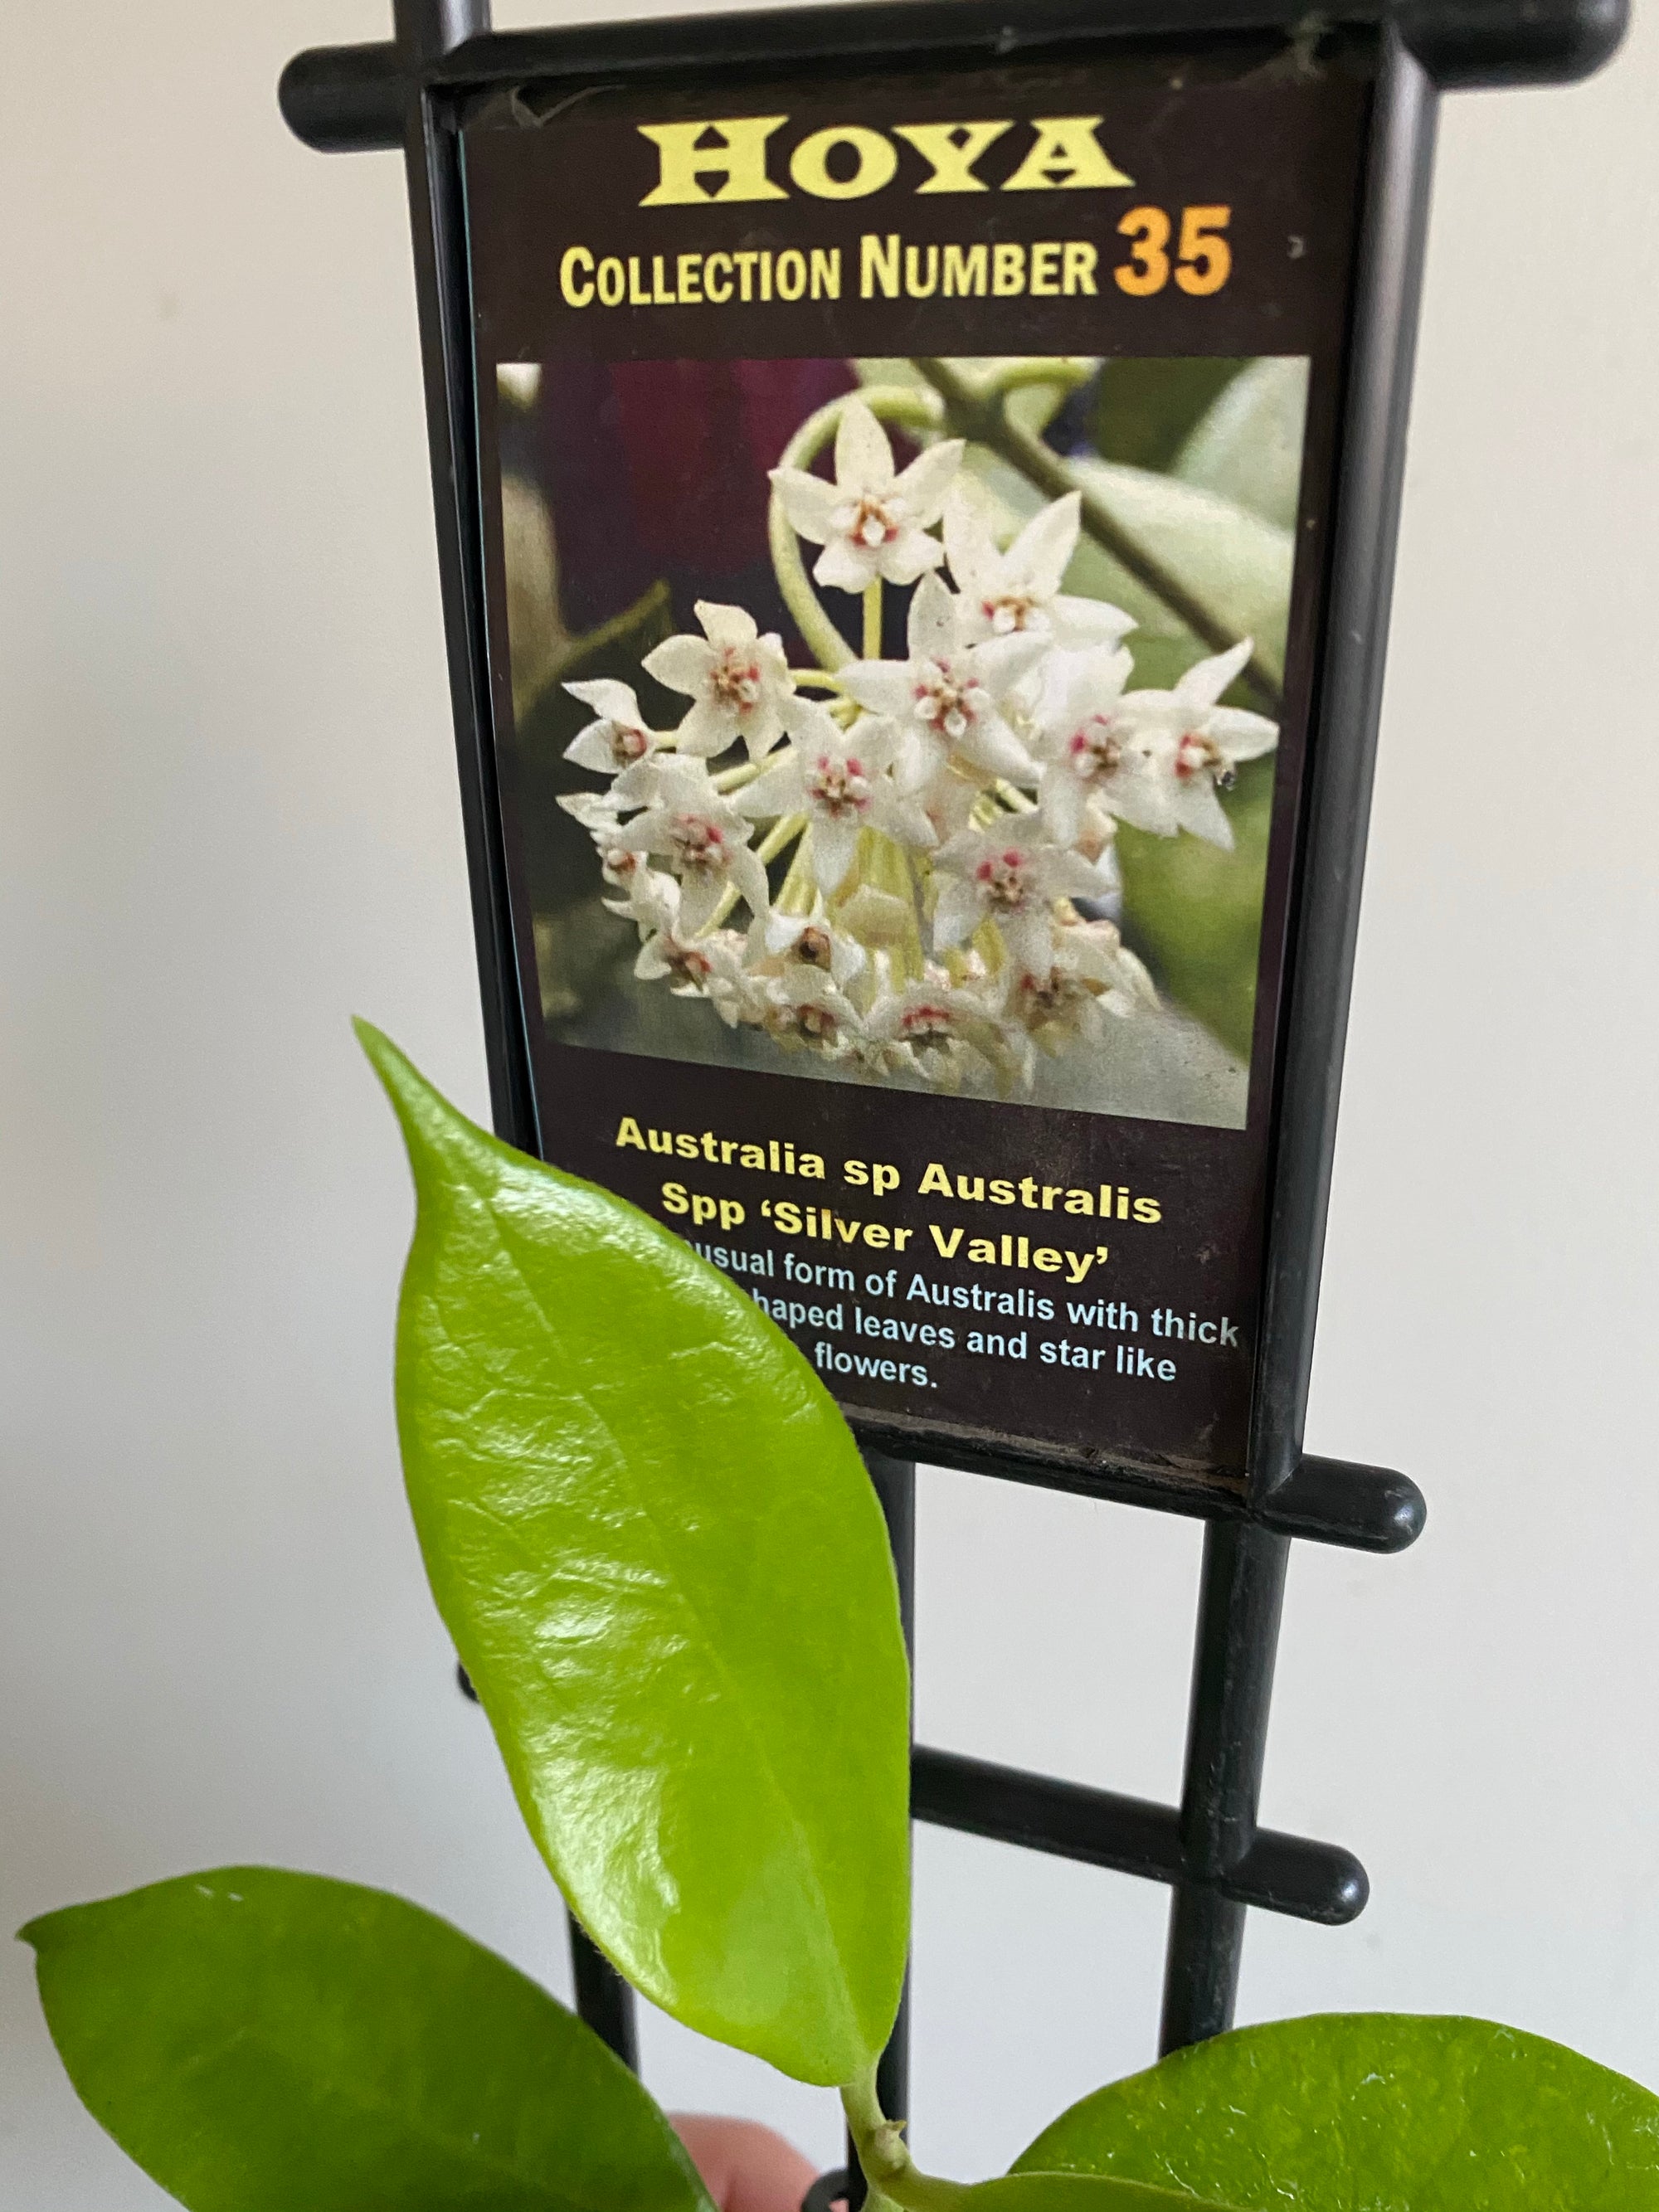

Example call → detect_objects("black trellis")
281 0 1621 2197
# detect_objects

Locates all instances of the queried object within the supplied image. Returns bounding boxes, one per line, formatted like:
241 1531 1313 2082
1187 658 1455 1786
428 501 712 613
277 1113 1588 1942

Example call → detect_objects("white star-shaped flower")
757 966 863 1057
752 908 868 990
943 488 1135 649
1115 639 1278 849
562 679 668 775
841 574 1045 792
557 788 664 903
619 759 771 933
641 602 795 761
932 823 1114 971
770 399 963 596
856 966 1004 1082
999 918 1156 1065
632 878 751 1001
1031 646 1173 844
737 701 935 895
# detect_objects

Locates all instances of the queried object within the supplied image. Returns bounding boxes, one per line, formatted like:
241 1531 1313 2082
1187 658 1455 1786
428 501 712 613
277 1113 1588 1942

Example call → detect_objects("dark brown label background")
461 56 1372 1495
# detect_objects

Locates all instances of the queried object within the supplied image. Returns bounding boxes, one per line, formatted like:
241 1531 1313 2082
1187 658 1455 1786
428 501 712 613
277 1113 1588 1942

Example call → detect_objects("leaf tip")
354 1019 494 1188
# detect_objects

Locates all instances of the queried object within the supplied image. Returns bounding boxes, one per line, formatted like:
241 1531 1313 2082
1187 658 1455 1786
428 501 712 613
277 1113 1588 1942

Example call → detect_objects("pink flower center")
838 492 901 551
975 848 1032 912
598 839 640 885
774 997 840 1045
609 723 651 766
805 754 870 819
985 589 1043 635
1175 729 1228 784
1017 968 1086 1023
668 812 727 874
900 1000 955 1044
915 659 990 744
709 650 762 715
795 926 834 969
663 939 714 985
1068 715 1122 780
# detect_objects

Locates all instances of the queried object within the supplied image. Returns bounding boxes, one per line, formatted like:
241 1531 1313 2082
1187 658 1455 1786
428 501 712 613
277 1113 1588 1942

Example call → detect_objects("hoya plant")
551 364 1279 1095
22 1027 1659 2209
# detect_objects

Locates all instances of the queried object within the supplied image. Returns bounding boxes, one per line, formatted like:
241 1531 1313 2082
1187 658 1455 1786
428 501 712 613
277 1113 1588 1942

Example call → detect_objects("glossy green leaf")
938 2176 1243 2212
1115 754 1274 1061
1174 358 1311 532
1093 357 1251 475
21 1866 712 2212
1014 2012 1659 2209
359 1025 910 2087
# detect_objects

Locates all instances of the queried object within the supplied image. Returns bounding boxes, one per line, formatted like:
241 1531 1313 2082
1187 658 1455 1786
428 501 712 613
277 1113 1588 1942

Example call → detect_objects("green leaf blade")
1014 2012 1659 2210
22 1867 711 2212
946 2173 1243 2212
359 1023 910 2087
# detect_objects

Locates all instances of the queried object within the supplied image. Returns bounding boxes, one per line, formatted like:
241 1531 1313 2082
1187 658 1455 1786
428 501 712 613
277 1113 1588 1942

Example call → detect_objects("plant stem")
978 357 1095 400
775 825 820 917
711 757 766 794
531 578 674 715
839 2070 970 2212
907 356 1283 715
863 581 883 661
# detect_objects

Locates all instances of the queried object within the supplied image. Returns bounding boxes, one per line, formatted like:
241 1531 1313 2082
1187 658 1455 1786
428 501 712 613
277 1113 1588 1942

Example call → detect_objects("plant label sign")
462 50 1370 1500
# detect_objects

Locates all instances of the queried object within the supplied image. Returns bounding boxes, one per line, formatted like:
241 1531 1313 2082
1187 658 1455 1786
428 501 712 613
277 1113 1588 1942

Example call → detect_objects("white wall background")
2 2 1656 2202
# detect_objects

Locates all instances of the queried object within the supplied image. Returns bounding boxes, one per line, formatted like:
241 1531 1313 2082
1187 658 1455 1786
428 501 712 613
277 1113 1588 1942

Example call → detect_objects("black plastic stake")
570 1916 643 2073
847 1449 916 2208
1159 1523 1291 2050
393 0 487 59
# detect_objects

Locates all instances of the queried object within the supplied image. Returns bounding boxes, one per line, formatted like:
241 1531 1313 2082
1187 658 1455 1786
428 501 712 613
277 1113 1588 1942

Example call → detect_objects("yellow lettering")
638 117 788 207
942 241 987 295
992 241 1026 295
559 246 595 306
861 231 902 299
791 124 898 200
1002 115 1133 192
905 241 939 297
893 119 1012 192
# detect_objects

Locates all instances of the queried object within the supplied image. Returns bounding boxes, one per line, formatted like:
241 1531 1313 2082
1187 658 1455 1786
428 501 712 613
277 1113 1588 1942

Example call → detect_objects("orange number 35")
1113 205 1233 298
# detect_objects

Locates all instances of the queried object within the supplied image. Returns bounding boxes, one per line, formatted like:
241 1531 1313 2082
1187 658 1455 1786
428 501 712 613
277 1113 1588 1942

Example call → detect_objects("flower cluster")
557 397 1277 1091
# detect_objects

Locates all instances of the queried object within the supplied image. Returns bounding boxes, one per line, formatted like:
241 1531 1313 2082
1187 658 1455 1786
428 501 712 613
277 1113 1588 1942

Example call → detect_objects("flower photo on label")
498 352 1308 1129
